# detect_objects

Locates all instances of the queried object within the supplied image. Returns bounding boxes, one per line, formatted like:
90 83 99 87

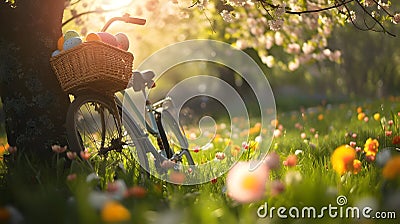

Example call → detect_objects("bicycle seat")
130 70 156 92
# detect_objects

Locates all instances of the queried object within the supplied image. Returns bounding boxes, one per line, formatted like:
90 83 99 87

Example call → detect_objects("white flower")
275 3 286 17
220 10 234 23
269 18 284 31
261 55 275 68
288 58 300 71
274 32 283 45
393 13 400 24
302 42 315 54
287 43 300 54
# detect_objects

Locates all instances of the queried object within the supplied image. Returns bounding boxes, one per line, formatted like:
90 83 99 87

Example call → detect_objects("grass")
1 98 400 223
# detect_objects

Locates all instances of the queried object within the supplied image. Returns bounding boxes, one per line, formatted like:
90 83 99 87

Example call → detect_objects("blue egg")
63 37 82 51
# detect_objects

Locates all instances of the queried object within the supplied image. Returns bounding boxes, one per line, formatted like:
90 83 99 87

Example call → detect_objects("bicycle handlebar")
101 13 146 32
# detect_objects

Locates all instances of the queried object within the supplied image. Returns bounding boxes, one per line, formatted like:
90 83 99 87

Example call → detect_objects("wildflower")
67 173 77 181
364 116 369 122
357 107 363 114
300 133 307 139
169 171 185 184
211 178 218 184
215 152 226 160
193 146 200 153
388 120 394 126
0 207 10 222
331 145 356 175
264 152 280 170
385 131 393 137
231 145 241 156
283 155 297 167
273 129 282 138
66 151 77 160
353 160 362 174
51 145 67 154
318 114 324 121
357 113 366 121
366 155 376 162
242 141 249 150
314 133 319 139
364 138 379 157
125 186 147 198
349 141 357 148
226 161 269 203
382 156 400 180
80 149 91 160
352 133 357 139
373 113 380 121
295 150 303 155
284 171 302 185
7 145 17 154
392 136 400 145
101 201 131 222
355 146 362 152
270 180 285 196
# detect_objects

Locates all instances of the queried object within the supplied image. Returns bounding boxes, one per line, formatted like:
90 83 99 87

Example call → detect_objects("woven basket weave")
50 41 133 95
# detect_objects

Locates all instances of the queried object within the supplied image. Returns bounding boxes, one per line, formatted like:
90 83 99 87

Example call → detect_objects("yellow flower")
356 106 363 114
353 159 362 174
357 113 366 121
373 113 380 121
318 114 324 121
364 138 379 157
382 156 400 180
331 145 356 175
101 201 131 222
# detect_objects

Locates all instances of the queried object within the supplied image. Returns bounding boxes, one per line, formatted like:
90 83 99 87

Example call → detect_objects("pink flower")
67 151 77 160
385 131 393 137
283 155 297 167
388 120 394 126
300 133 307 139
273 129 282 138
80 149 91 160
226 161 269 203
349 141 357 148
352 133 357 139
242 142 249 150
264 152 280 170
52 145 67 154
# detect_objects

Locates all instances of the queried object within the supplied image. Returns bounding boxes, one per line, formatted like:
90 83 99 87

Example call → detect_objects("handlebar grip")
126 17 146 25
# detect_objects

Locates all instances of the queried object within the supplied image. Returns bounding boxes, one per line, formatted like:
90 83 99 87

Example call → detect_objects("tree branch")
284 0 355 15
354 0 395 36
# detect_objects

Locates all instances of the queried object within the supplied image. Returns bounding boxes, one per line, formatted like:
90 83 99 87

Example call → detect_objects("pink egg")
115 33 130 51
97 32 118 47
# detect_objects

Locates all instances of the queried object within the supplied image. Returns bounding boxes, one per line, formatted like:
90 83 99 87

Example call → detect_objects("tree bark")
0 0 69 160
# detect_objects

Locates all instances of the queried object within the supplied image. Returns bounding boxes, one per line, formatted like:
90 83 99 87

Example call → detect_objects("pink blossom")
215 152 226 160
226 161 269 203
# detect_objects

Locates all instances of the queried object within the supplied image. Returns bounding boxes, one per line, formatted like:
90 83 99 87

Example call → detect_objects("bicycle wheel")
158 110 195 166
66 94 123 154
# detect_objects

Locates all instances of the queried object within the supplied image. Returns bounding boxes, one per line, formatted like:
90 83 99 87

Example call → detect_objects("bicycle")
50 14 195 176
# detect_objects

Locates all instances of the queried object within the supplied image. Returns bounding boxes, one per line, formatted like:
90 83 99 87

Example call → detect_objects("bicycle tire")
66 94 122 154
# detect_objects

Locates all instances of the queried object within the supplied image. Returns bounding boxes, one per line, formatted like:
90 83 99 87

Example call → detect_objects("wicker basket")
50 41 133 95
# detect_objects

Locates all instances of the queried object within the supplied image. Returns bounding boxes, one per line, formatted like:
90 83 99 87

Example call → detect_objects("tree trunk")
0 0 69 161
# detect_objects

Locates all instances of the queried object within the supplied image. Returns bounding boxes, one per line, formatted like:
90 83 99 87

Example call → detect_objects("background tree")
0 0 69 162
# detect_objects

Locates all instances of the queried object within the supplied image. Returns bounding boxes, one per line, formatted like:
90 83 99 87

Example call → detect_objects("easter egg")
52 50 61 57
97 32 118 47
57 36 64 51
115 33 129 51
85 33 101 42
64 30 80 41
63 37 82 51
